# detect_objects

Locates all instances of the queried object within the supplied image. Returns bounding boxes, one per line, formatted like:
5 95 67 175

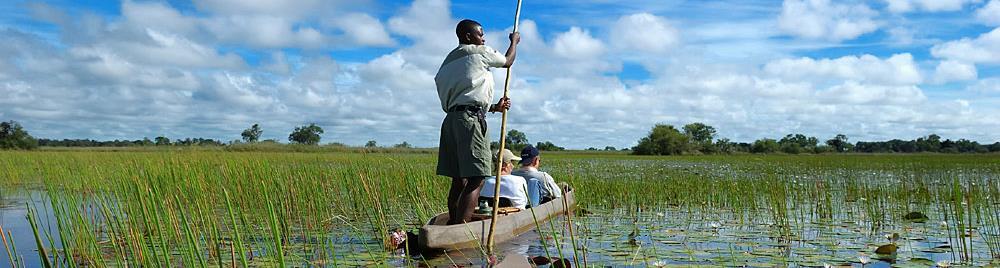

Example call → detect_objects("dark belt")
448 105 483 112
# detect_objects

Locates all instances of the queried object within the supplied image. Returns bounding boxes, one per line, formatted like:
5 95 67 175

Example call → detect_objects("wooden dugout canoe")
418 187 576 251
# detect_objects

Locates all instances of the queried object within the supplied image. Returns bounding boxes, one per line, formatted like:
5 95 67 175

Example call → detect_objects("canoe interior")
418 188 575 251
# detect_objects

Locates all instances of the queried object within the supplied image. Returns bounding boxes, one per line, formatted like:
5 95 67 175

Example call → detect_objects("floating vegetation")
0 152 997 266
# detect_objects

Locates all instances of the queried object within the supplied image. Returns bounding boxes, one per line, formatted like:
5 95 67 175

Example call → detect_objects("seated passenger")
479 149 529 209
512 146 561 204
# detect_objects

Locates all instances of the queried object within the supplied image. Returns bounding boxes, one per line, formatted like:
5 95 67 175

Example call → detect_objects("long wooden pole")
486 0 522 255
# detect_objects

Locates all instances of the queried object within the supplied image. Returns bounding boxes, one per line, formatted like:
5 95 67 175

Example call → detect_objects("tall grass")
0 152 997 266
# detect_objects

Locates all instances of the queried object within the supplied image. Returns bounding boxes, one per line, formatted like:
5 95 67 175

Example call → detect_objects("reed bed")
0 151 997 266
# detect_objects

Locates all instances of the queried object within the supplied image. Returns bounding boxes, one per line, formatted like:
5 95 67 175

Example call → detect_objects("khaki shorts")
437 109 492 178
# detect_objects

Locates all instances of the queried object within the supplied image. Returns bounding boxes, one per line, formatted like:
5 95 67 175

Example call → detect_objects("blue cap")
519 145 539 164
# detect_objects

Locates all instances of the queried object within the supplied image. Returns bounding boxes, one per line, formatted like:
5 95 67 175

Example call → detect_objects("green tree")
604 146 617 151
633 124 689 155
683 123 717 154
715 138 737 154
365 140 378 148
751 138 779 153
535 141 565 151
778 134 818 154
154 136 171 146
505 129 529 152
825 134 851 153
0 120 38 150
288 123 324 145
241 123 263 143
915 134 941 152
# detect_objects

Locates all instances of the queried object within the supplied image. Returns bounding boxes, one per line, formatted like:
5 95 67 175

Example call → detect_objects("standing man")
435 19 520 225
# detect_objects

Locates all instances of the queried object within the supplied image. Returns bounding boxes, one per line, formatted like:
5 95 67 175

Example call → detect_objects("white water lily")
651 260 667 267
936 260 951 267
823 262 833 268
858 253 871 265
710 222 721 229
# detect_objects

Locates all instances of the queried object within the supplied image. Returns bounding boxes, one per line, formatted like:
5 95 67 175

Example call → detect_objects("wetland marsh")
0 151 998 267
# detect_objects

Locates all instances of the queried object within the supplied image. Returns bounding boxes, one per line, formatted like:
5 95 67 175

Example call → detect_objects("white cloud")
191 0 350 18
933 60 978 83
325 13 395 47
887 27 915 45
552 27 605 59
778 0 880 42
967 78 1000 92
976 0 1000 26
818 82 926 105
134 28 245 68
885 0 980 13
121 0 200 35
610 13 679 54
931 27 1000 63
386 0 455 70
204 16 326 49
763 53 922 86
4 0 1000 147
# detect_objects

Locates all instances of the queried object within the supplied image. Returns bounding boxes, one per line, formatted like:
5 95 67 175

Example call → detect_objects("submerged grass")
0 151 997 266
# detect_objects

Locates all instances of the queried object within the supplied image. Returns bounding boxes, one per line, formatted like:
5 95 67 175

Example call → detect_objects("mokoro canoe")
418 187 576 251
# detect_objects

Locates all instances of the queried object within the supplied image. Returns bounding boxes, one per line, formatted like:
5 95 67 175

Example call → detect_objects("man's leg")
447 177 466 225
455 176 485 224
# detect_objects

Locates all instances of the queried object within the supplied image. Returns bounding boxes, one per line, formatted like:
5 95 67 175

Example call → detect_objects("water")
0 191 62 267
2 192 999 267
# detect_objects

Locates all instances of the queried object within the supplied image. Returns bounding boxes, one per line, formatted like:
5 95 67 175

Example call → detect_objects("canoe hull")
418 189 576 251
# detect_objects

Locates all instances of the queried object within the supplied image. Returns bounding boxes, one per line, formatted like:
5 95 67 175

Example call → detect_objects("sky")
1 0 999 149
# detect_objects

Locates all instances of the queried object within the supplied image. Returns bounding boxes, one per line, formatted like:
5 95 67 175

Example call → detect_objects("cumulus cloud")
976 0 1000 26
885 0 980 13
121 0 200 36
191 0 355 18
778 0 880 42
818 82 926 105
967 78 1000 92
933 60 978 83
553 27 605 59
610 13 679 54
203 16 326 49
325 13 395 47
2 0 999 147
931 27 1000 63
763 53 922 86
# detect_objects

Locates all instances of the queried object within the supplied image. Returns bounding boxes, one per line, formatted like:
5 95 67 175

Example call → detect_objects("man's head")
519 145 540 167
456 19 485 45
494 148 521 174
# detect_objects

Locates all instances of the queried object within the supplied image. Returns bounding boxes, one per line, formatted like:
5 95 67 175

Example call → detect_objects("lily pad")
903 212 928 223
875 244 898 255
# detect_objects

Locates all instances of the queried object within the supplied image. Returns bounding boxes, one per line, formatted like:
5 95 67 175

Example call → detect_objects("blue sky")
1 0 998 148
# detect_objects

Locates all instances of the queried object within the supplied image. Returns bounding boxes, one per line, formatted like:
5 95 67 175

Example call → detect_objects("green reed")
0 151 998 266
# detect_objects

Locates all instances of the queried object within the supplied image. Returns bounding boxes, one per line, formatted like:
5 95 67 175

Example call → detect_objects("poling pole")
486 0 522 255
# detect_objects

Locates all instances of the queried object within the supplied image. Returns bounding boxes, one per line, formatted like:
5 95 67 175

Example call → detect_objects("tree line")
3 119 997 154
632 123 1000 155
488 129 566 152
0 121 329 150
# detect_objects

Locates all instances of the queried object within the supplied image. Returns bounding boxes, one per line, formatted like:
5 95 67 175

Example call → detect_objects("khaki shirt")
435 44 507 112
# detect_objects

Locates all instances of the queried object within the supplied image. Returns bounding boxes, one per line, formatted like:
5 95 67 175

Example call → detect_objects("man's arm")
502 32 520 68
